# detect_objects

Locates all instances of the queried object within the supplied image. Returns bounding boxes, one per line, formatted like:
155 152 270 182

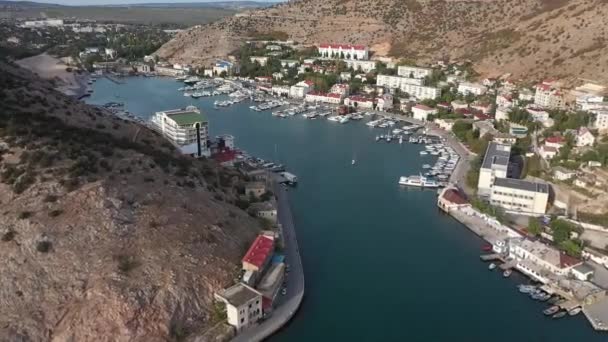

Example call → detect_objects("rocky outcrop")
0 61 259 341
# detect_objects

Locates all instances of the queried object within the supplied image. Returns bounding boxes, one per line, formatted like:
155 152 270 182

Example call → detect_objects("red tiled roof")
413 104 433 111
443 189 468 205
536 83 551 91
437 102 451 108
303 80 314 86
242 235 274 269
455 108 472 115
474 113 491 120
348 95 373 103
319 43 366 50
546 136 565 144
560 252 581 268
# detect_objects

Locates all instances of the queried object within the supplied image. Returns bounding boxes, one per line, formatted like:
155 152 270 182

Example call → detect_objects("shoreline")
17 53 90 99
231 179 305 341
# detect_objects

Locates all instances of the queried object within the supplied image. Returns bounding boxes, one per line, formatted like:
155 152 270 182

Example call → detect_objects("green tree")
527 217 542 236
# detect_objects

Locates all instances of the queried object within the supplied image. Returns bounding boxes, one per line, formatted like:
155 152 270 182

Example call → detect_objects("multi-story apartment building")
151 106 209 157
457 82 487 96
534 80 565 109
490 178 549 215
396 65 432 79
478 142 511 196
376 74 425 89
399 83 441 100
214 283 263 332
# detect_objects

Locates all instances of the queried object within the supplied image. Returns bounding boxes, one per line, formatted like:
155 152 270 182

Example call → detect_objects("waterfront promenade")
232 182 304 342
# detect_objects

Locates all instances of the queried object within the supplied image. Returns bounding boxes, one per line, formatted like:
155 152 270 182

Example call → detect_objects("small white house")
411 104 437 121
575 127 595 147
571 263 594 281
214 283 263 332
553 167 576 181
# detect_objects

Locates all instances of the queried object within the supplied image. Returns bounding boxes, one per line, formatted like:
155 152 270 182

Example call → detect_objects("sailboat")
399 135 403 145
352 151 357 166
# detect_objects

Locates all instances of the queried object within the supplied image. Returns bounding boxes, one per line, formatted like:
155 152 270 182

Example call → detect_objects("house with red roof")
438 187 470 213
545 136 566 149
242 235 275 272
318 43 369 60
539 145 558 160
471 102 492 115
305 91 343 104
344 95 374 109
534 80 565 109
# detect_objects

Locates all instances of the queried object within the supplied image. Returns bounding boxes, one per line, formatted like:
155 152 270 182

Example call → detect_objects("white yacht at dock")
398 175 439 188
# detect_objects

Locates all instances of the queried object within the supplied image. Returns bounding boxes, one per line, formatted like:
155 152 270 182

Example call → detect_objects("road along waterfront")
87 77 606 341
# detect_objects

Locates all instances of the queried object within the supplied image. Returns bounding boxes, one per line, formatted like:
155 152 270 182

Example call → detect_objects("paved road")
232 182 304 342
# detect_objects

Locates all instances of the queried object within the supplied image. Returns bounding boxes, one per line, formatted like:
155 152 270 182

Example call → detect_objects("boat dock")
499 260 517 270
480 254 502 262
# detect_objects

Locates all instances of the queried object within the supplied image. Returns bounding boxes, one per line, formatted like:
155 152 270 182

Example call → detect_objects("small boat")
488 263 496 270
422 164 431 169
503 269 512 278
543 306 560 316
518 285 536 294
547 297 561 304
568 307 582 316
399 136 403 145
375 136 380 142
419 151 428 156
552 311 567 319
352 159 356 165
482 244 492 252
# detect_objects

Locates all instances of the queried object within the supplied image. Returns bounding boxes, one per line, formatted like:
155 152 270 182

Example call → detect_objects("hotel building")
151 106 210 157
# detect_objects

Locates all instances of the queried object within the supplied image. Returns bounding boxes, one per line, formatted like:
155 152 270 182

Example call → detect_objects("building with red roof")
305 91 343 104
545 136 566 149
318 43 369 60
242 235 275 272
438 187 470 213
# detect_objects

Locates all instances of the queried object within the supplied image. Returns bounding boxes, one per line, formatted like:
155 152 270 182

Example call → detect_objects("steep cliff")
0 62 259 341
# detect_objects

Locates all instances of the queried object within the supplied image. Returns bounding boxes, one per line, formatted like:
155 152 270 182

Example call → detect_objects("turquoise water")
88 77 605 341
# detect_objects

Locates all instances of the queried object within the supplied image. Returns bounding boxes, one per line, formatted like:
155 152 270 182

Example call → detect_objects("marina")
86 77 606 342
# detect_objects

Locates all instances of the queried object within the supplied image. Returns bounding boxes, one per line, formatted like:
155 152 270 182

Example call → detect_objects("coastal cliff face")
155 0 608 83
0 62 259 341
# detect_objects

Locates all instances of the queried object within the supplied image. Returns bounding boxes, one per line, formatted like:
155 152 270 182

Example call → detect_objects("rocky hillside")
0 62 262 341
156 0 608 83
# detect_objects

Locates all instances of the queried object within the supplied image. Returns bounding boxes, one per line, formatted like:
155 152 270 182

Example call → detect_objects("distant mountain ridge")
155 0 608 84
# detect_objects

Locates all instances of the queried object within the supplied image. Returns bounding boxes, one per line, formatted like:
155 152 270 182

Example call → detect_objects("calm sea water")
87 77 605 341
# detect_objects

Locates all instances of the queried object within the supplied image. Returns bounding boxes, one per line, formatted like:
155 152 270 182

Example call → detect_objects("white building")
509 238 582 283
400 83 441 100
289 80 314 99
553 167 576 181
593 110 608 132
214 283 263 332
304 91 342 104
150 106 210 157
344 95 375 109
458 82 487 96
411 104 437 121
496 94 514 108
539 145 558 160
435 119 456 131
397 65 432 79
318 43 369 60
330 83 350 96
250 56 269 66
376 74 425 89
526 107 551 126
344 59 376 73
280 59 299 68
575 127 595 147
22 19 64 28
154 66 186 77
478 142 511 196
495 107 510 121
534 81 565 109
213 60 235 75
490 178 549 215
377 94 393 111
271 85 290 97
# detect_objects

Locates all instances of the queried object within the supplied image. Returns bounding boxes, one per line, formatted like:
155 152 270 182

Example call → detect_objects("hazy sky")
9 0 282 4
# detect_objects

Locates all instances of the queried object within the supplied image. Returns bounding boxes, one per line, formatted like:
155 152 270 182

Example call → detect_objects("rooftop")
481 142 511 170
493 177 549 193
216 283 261 307
242 235 274 268
573 262 595 275
160 107 206 125
249 201 276 212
